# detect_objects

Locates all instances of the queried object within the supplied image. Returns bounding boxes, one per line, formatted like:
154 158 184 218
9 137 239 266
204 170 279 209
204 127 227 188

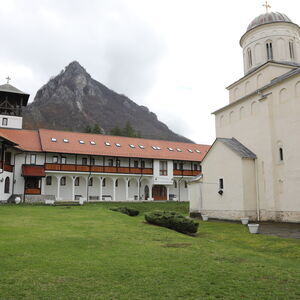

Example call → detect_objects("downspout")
254 158 260 221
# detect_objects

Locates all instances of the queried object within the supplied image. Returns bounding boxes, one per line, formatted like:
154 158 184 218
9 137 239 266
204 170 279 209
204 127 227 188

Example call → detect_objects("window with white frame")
75 177 80 186
266 42 273 60
247 48 252 68
60 177 66 186
90 157 95 165
46 176 52 185
159 161 167 176
2 118 8 126
289 41 295 60
30 154 36 164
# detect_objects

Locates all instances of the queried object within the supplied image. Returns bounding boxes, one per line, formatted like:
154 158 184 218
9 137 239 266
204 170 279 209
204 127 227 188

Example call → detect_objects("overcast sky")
0 0 299 144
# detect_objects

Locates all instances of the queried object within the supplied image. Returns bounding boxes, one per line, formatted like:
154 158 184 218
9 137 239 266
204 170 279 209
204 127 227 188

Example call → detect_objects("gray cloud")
0 0 164 101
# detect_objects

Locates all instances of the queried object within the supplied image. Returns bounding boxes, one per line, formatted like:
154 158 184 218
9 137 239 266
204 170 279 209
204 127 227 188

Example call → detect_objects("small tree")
93 124 102 134
85 125 92 133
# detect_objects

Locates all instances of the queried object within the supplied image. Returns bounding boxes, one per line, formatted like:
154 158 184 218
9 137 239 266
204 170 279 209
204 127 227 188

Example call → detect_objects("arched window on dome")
247 48 252 68
289 40 295 60
266 42 273 60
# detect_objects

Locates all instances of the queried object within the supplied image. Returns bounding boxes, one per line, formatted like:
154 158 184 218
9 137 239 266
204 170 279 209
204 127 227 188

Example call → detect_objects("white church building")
190 10 300 223
0 82 209 203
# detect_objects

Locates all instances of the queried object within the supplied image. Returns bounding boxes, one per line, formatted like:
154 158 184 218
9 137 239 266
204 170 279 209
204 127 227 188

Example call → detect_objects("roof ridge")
38 128 208 146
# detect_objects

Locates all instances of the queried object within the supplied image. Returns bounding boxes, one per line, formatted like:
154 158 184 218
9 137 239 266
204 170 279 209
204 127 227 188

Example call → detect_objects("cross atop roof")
5 76 11 84
262 1 271 13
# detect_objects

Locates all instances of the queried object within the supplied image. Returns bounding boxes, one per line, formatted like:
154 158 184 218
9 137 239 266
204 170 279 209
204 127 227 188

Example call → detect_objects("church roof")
0 83 30 105
246 12 293 32
0 128 210 162
0 83 29 95
217 138 257 159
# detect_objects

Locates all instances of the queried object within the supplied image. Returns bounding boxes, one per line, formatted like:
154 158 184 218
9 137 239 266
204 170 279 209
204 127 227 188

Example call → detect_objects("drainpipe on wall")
254 158 260 221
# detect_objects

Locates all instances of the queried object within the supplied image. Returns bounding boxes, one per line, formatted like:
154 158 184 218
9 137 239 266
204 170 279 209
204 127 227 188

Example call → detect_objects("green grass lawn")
0 202 299 299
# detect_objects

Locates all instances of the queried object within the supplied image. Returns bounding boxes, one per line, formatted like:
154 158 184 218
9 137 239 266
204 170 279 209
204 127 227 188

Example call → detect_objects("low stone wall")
189 209 300 223
259 210 300 223
25 194 56 203
190 209 258 221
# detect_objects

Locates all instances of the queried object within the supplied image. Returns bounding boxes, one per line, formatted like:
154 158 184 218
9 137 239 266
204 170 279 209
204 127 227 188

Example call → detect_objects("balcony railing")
25 188 41 195
0 161 14 172
173 170 201 176
44 163 153 175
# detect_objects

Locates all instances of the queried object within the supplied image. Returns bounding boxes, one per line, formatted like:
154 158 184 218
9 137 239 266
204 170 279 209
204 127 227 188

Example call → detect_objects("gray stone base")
190 209 300 223
25 194 56 203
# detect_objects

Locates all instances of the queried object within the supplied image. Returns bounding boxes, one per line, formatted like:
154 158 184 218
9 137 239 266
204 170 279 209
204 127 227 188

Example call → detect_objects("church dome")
246 12 292 32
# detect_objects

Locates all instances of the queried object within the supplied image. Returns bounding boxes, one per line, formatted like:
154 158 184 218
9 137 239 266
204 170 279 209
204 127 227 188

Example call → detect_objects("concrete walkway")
258 222 300 239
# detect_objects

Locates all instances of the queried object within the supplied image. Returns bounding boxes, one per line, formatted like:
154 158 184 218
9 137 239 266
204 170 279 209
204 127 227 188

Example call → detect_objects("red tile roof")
22 165 46 177
0 128 210 162
0 129 42 152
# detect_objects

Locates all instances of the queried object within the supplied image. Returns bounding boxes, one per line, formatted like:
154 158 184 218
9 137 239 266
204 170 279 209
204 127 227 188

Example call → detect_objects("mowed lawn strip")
0 203 299 299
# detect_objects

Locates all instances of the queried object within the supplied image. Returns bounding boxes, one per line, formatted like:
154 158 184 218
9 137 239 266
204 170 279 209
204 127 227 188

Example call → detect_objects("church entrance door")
152 185 167 201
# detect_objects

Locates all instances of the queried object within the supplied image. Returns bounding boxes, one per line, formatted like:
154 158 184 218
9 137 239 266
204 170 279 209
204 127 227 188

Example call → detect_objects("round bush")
145 211 199 234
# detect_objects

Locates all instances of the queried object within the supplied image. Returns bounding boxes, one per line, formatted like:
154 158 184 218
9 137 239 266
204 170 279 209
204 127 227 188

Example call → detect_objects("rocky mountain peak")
23 61 193 143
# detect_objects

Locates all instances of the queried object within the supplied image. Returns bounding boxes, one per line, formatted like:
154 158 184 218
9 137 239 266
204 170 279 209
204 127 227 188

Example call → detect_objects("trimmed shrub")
109 207 139 216
145 211 199 234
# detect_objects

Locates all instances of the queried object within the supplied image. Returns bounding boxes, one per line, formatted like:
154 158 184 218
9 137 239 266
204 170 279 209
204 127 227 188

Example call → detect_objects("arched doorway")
152 185 167 201
144 185 149 200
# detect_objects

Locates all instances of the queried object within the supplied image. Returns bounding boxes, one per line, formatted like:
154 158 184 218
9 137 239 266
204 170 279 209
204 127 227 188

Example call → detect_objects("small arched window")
4 177 10 194
75 177 80 186
46 176 52 186
247 48 252 68
174 180 177 189
266 42 273 60
115 179 118 187
289 41 295 60
60 177 66 186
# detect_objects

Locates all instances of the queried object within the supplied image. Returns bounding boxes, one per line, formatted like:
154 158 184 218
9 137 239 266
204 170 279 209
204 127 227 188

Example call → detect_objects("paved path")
258 222 300 239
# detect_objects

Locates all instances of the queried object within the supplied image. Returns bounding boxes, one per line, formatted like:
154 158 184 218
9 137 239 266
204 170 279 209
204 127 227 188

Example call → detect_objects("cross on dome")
5 76 11 84
262 1 271 13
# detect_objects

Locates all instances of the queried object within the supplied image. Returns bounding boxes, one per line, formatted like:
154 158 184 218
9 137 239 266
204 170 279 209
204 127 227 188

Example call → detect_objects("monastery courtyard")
0 202 299 299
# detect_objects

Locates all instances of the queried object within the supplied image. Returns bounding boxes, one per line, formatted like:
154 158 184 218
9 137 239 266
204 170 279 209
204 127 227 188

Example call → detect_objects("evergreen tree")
85 125 92 133
110 125 123 136
93 124 102 134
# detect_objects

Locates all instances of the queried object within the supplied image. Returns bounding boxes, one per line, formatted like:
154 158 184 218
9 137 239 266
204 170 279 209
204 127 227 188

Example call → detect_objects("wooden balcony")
44 163 153 175
0 161 14 172
173 170 201 176
25 188 41 195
